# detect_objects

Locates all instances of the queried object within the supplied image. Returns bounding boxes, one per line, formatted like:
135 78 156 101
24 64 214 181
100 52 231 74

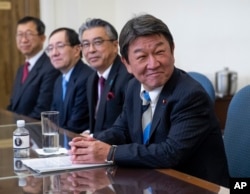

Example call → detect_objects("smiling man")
47 28 93 133
78 18 132 135
7 16 60 119
69 14 229 187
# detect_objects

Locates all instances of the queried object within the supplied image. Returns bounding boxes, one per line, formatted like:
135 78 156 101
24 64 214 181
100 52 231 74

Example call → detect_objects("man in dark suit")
69 14 229 187
47 28 93 133
7 16 60 120
78 18 133 135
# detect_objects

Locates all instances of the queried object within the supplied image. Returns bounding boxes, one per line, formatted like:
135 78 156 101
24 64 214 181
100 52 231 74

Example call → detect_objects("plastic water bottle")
13 120 30 158
13 157 28 186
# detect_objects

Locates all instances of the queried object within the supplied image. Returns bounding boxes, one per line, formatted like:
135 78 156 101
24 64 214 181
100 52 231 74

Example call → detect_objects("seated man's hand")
60 168 111 193
68 136 111 164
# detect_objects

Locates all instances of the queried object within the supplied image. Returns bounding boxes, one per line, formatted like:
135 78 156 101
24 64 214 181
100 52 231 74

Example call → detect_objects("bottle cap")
16 120 25 127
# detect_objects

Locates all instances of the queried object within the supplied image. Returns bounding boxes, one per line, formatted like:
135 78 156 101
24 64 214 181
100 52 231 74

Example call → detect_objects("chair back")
223 85 250 177
188 72 216 102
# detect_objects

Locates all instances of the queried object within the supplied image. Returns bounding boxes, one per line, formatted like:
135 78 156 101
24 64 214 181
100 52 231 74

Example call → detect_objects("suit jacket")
51 59 94 133
96 68 229 187
7 53 60 119
88 55 133 134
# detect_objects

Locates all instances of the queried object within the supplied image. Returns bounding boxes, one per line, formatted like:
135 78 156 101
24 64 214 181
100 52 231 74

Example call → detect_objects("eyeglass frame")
16 30 39 40
80 38 115 50
45 42 73 55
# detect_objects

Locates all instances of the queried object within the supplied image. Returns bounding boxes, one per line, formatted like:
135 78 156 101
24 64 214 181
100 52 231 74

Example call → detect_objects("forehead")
49 31 67 43
17 21 37 32
81 27 108 40
129 34 168 53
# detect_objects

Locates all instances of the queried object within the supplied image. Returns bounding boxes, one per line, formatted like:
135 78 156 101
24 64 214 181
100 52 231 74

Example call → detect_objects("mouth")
88 56 100 63
146 71 163 77
52 58 62 63
20 45 31 50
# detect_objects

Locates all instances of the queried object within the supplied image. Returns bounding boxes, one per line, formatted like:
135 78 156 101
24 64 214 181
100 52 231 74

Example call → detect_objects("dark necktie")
142 91 152 144
95 76 106 115
22 62 30 83
99 76 106 95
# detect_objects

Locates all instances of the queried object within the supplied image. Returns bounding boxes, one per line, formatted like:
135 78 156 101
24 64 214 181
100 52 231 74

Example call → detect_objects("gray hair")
119 14 174 62
78 18 118 41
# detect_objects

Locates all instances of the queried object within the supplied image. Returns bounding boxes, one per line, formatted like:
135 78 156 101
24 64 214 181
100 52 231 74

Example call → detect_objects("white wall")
40 0 250 91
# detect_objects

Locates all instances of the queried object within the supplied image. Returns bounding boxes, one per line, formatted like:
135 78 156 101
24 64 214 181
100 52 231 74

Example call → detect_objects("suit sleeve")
65 76 89 132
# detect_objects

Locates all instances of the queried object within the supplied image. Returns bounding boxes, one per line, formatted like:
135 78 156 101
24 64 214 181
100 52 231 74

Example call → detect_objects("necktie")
142 91 152 144
22 62 30 83
62 76 68 101
96 76 106 114
99 76 106 95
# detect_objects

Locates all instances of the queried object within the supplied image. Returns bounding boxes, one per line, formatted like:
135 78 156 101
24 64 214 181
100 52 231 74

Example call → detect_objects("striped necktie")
142 91 152 144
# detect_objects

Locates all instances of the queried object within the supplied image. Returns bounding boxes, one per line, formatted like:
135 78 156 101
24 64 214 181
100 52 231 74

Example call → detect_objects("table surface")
0 109 229 194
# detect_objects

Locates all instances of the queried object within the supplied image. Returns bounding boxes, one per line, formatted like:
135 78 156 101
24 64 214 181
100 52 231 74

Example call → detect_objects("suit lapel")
61 61 82 123
135 92 144 144
24 53 46 86
57 76 65 125
129 82 143 144
150 90 169 139
95 57 122 131
88 73 98 125
12 53 46 109
12 68 25 109
148 69 178 141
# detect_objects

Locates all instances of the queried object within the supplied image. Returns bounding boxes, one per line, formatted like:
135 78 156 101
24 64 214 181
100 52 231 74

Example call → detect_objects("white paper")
21 156 110 174
35 148 68 156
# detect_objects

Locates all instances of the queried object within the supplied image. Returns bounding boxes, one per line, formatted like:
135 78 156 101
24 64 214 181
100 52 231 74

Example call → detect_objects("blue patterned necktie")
142 91 152 144
64 132 70 149
62 76 68 101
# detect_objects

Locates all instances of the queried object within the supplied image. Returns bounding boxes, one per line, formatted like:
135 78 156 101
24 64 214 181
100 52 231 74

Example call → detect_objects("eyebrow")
48 41 67 46
81 37 105 42
132 41 165 54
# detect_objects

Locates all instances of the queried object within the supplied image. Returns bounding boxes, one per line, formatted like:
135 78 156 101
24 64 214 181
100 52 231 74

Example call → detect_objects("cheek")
130 65 144 78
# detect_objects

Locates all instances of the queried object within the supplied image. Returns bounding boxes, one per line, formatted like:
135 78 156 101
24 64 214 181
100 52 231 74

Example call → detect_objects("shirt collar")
26 50 44 70
63 67 74 82
140 85 164 104
97 64 113 80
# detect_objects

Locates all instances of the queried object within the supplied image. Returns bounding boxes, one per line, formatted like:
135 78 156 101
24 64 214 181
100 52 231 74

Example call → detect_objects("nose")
50 47 60 56
19 35 29 42
88 43 96 52
147 55 160 69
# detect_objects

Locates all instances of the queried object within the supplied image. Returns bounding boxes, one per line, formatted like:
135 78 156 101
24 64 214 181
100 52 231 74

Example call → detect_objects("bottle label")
13 158 26 171
13 135 30 148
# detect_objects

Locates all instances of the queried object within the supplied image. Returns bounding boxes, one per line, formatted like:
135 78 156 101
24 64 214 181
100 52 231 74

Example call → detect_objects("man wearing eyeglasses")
78 18 133 136
7 16 60 119
47 28 93 133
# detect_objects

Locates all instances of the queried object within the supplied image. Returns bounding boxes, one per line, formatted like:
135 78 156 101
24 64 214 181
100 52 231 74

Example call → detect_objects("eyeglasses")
45 43 71 54
16 31 39 40
80 38 115 50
